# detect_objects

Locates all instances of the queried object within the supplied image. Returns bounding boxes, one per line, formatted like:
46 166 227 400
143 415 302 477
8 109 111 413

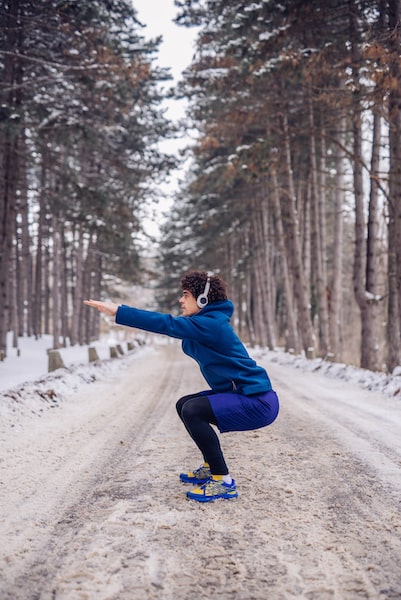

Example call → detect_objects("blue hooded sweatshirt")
115 300 272 396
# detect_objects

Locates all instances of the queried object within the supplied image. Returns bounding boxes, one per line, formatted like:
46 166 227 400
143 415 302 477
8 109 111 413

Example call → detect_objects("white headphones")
196 275 211 308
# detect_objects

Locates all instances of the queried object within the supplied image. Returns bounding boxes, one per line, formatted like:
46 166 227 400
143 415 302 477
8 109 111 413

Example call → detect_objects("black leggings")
176 393 228 475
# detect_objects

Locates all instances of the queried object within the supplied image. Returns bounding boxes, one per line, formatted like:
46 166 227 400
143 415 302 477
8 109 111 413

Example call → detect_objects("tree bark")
52 215 61 349
281 112 315 356
350 1 382 371
270 160 300 353
364 110 384 371
251 188 276 349
387 0 401 371
308 89 330 356
70 224 84 346
0 0 22 356
329 122 346 360
15 134 32 337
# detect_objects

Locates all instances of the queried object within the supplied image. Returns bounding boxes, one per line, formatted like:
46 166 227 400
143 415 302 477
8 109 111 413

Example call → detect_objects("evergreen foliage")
0 0 175 351
158 0 400 371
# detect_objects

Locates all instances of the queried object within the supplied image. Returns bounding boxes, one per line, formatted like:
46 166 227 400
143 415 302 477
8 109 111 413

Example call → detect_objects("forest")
1 0 401 374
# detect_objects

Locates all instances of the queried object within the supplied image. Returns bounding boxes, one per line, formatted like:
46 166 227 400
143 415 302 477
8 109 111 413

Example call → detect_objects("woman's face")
179 290 201 316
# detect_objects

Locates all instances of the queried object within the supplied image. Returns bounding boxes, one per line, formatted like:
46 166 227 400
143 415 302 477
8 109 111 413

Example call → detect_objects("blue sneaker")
179 463 211 484
186 478 238 502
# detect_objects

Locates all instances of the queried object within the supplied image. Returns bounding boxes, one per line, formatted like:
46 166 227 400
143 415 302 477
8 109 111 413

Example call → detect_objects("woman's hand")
84 299 119 317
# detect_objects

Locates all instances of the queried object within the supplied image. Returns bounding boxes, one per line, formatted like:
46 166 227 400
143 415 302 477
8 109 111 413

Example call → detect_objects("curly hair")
180 271 228 304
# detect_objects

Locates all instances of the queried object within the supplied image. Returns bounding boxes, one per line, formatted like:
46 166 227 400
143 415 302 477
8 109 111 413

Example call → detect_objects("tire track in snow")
1 345 401 599
0 343 192 599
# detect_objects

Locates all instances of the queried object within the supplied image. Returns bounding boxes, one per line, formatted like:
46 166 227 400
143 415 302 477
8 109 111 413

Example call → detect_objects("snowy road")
1 342 401 599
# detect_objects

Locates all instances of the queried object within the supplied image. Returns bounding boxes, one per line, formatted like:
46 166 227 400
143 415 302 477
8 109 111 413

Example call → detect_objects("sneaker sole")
186 491 238 502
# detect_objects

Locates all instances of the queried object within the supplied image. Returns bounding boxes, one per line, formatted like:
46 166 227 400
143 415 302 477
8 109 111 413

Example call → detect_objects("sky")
133 0 196 87
133 0 197 97
132 0 198 237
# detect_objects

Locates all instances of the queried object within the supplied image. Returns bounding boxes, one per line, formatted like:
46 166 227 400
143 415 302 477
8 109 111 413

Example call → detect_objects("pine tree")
163 0 391 368
0 0 175 353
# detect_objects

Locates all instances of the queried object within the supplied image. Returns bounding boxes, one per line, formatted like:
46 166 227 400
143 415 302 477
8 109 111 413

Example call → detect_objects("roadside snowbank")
256 348 401 399
0 333 151 425
1 331 400 429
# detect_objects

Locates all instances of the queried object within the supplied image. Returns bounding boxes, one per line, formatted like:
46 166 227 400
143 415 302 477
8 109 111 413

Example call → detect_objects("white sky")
132 0 198 236
133 0 195 79
133 0 197 122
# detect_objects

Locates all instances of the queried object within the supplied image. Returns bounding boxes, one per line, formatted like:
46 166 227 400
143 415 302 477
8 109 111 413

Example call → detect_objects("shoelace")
192 465 211 478
200 479 233 492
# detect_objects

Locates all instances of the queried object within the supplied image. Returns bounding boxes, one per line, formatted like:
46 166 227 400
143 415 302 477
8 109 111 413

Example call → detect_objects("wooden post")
88 347 99 362
110 346 119 358
48 350 65 372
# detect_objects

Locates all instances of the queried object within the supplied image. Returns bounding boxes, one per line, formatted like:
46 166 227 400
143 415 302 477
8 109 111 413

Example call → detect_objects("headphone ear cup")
196 275 211 308
196 294 208 308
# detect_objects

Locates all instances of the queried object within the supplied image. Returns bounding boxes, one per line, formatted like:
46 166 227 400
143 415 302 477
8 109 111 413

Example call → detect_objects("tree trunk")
251 188 276 349
387 0 401 371
251 238 268 347
33 189 45 337
281 112 315 356
70 223 84 346
0 0 22 357
364 110 384 371
260 185 277 349
16 135 32 337
270 160 300 353
92 251 102 341
52 215 61 349
308 90 330 356
350 1 382 371
60 224 69 346
10 245 19 353
43 243 50 334
329 122 346 360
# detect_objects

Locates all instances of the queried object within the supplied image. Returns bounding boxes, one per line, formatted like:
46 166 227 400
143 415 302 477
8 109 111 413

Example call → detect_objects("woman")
84 271 279 503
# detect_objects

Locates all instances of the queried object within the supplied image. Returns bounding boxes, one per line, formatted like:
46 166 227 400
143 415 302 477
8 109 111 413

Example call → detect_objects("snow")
2 337 401 597
1 330 400 429
195 67 230 79
255 347 401 399
0 332 150 425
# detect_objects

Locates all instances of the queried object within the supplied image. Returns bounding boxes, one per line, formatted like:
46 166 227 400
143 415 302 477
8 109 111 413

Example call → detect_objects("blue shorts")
206 389 279 433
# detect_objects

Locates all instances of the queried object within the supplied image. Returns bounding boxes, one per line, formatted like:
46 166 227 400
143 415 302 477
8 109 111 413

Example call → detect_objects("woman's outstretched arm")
84 299 119 317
